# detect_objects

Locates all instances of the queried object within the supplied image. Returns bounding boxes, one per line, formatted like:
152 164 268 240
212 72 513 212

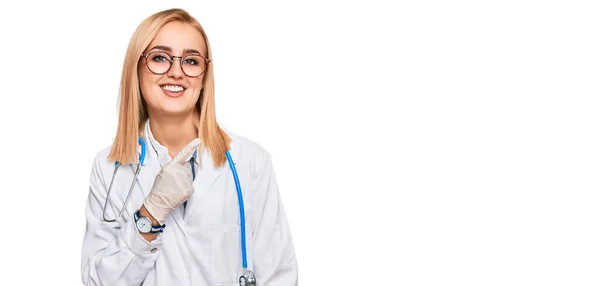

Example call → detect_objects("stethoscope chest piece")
239 269 256 286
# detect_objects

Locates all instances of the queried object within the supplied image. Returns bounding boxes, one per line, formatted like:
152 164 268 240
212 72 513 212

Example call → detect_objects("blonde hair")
107 8 231 168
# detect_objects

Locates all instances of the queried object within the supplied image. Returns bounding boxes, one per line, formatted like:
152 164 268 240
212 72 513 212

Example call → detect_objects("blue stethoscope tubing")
102 137 251 280
226 150 247 269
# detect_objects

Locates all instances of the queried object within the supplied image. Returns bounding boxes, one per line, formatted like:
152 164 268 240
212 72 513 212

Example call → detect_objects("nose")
167 57 184 79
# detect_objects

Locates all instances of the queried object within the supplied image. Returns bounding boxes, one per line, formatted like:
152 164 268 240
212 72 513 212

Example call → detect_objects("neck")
148 113 198 158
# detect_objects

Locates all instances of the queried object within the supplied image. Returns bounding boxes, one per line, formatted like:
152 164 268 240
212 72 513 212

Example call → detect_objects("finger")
168 138 201 167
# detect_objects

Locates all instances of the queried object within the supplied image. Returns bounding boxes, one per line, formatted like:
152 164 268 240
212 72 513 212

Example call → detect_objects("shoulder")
227 130 272 160
89 145 118 180
225 131 274 173
84 145 115 190
93 145 115 166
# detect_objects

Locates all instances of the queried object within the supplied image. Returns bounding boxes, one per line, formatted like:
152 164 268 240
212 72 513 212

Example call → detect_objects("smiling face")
139 21 208 118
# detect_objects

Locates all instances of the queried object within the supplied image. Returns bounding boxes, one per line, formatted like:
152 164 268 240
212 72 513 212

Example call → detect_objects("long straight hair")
107 8 231 168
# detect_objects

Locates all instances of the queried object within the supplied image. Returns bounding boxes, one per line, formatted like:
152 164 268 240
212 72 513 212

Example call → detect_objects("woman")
81 8 298 285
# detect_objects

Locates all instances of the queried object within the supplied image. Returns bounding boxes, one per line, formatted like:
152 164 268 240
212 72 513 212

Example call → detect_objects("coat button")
151 248 158 253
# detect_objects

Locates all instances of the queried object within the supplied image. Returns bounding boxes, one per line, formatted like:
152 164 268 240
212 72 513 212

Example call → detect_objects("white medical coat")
81 123 298 285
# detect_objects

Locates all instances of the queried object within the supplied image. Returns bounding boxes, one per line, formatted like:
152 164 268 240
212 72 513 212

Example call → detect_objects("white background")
0 0 599 285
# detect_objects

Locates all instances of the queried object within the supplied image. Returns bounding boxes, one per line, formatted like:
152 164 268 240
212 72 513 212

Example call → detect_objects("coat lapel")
131 141 158 199
184 134 241 223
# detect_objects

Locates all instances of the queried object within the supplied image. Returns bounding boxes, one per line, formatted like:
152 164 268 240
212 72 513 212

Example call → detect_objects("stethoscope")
102 137 256 286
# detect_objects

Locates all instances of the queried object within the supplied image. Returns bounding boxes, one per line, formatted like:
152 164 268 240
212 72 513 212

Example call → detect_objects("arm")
80 155 162 286
252 151 299 285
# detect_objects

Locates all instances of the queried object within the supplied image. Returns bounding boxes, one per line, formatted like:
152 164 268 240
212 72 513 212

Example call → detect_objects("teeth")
161 85 184 92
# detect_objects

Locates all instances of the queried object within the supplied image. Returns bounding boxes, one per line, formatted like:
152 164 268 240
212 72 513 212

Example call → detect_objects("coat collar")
138 119 240 167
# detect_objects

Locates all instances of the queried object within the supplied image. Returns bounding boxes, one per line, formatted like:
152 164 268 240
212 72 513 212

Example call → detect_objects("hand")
143 138 201 224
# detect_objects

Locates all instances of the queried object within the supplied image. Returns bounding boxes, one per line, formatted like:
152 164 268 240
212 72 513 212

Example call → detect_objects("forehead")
148 21 207 54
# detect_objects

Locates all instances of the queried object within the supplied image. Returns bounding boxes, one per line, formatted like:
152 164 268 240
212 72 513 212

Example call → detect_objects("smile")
160 85 186 92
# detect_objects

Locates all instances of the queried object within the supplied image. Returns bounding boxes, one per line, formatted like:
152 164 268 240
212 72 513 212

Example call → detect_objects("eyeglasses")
140 51 211 78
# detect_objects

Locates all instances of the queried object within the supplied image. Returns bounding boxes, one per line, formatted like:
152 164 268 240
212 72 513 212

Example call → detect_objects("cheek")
139 72 161 96
189 80 204 101
189 77 205 91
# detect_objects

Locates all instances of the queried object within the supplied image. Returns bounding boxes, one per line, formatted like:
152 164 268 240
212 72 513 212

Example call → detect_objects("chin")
145 91 197 116
160 106 194 116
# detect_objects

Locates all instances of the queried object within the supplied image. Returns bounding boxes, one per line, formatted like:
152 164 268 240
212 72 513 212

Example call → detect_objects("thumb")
167 138 201 167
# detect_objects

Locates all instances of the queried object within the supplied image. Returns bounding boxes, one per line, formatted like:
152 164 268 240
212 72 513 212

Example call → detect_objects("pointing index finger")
168 138 201 167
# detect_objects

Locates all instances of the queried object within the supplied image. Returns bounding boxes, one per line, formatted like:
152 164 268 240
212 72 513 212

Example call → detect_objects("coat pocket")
211 224 244 283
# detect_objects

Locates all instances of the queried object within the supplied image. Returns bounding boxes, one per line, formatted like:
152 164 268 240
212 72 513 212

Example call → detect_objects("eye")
152 54 169 63
148 52 171 63
183 56 200 66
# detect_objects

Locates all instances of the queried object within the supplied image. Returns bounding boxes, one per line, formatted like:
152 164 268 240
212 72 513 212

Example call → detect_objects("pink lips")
160 85 186 98
162 89 184 98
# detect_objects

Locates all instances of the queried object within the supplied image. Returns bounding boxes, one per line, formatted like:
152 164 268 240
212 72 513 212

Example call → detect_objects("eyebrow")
148 45 202 55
